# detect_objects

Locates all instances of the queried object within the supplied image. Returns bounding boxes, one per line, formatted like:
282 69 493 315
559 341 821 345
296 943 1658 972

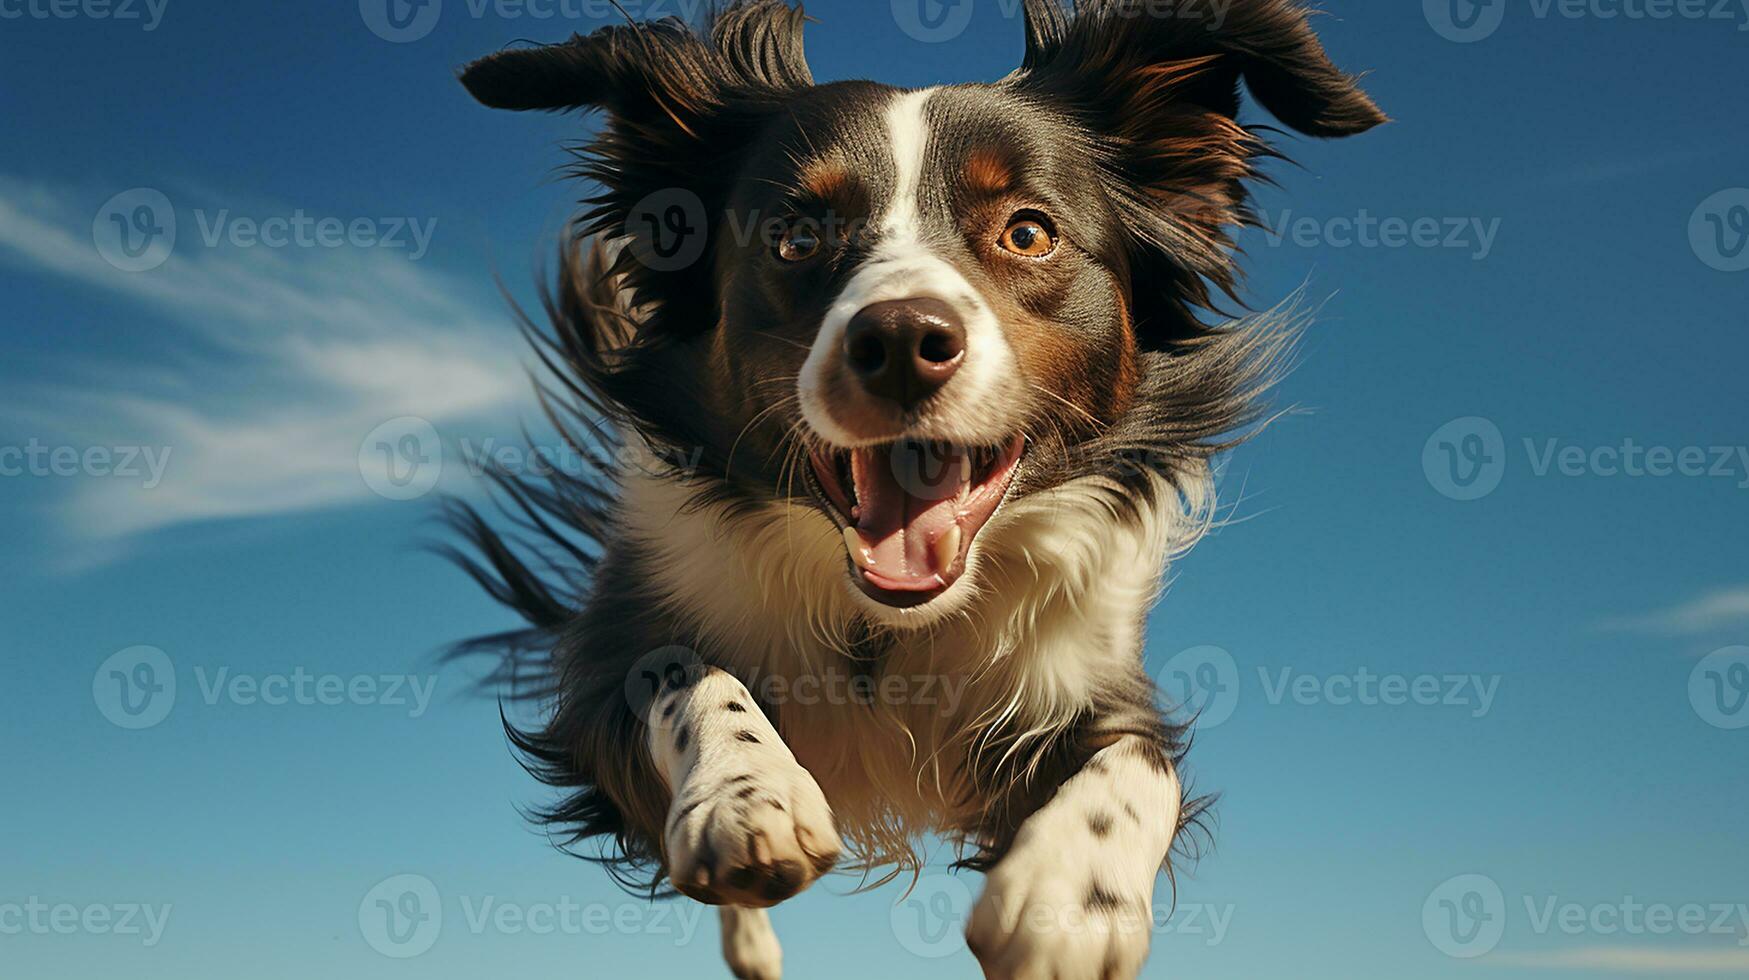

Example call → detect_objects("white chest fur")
619 464 1208 866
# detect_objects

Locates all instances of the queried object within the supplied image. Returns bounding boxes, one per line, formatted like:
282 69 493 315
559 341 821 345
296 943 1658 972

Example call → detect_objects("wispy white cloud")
1537 148 1713 188
1600 586 1749 638
1489 946 1749 973
0 176 532 545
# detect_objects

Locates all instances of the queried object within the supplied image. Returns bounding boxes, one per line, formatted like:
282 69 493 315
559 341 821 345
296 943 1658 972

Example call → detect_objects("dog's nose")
842 298 966 410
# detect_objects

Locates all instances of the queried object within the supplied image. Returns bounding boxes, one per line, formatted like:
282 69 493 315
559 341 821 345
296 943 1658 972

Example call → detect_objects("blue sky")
3 1 1747 977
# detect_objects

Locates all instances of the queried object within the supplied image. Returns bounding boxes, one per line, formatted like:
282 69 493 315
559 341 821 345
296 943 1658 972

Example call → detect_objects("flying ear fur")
1020 0 1386 137
458 1 811 117
457 2 812 347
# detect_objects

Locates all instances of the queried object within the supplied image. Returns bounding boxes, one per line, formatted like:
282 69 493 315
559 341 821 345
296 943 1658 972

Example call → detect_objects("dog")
450 2 1382 976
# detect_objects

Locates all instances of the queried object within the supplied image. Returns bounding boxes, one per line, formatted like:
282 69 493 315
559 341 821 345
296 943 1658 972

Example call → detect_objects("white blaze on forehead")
797 87 1027 449
879 87 936 250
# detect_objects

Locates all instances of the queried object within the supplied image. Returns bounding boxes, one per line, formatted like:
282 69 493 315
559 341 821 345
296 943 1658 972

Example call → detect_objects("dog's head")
461 0 1382 620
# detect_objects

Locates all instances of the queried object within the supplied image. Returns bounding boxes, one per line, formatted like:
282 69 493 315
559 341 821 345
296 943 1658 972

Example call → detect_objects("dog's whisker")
751 331 813 352
723 396 798 484
1027 382 1107 433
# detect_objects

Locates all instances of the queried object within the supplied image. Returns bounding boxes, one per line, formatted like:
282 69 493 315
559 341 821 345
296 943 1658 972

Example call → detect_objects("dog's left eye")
776 224 822 262
1000 213 1056 257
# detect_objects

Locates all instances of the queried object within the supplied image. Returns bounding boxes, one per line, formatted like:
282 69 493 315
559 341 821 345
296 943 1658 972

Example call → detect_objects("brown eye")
1000 214 1056 257
777 224 821 262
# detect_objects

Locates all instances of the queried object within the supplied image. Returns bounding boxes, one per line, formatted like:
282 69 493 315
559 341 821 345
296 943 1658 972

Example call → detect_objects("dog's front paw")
965 843 1154 980
665 757 841 908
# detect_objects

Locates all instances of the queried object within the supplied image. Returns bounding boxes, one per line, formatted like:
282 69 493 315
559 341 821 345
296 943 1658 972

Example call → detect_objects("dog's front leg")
966 734 1182 980
647 665 842 909
719 905 783 980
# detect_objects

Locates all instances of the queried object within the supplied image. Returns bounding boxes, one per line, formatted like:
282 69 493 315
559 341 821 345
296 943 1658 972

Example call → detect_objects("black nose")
842 298 966 410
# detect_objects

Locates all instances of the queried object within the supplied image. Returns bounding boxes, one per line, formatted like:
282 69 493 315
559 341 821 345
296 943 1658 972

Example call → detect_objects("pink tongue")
851 443 964 587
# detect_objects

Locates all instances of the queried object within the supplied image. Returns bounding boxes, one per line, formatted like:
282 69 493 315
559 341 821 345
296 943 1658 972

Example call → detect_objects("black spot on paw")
669 799 704 830
724 701 748 713
663 669 695 692
696 840 719 880
735 731 760 744
1136 740 1173 775
1086 883 1131 914
1088 810 1114 838
736 785 759 799
673 725 689 753
760 860 805 901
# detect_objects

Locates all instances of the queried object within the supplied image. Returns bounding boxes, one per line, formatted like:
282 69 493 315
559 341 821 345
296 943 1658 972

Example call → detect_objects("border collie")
451 2 1382 976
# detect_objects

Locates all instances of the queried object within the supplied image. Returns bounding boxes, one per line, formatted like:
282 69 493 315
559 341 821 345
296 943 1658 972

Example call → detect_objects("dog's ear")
459 2 812 118
458 24 714 116
1018 0 1384 138
458 3 812 337
1016 0 1385 340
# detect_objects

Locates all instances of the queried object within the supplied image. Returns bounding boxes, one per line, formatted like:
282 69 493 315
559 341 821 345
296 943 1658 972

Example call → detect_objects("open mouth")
806 435 1025 608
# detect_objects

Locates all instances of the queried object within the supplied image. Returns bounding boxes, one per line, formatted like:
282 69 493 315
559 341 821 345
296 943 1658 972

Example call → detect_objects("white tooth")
934 524 962 572
959 454 973 486
843 527 874 569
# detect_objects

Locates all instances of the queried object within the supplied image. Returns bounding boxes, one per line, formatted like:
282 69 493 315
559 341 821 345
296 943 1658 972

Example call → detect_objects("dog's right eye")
776 224 821 263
